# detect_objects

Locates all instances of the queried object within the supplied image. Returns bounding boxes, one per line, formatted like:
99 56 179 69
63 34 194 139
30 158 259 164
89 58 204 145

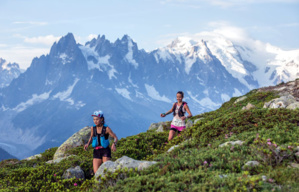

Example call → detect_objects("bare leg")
102 156 110 163
93 158 103 174
168 130 176 141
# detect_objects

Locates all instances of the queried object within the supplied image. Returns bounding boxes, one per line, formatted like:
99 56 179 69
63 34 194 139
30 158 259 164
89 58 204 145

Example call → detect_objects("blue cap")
92 110 104 118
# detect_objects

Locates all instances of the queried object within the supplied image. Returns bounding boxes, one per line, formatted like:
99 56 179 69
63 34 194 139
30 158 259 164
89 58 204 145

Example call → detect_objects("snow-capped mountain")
0 32 298 159
0 58 22 88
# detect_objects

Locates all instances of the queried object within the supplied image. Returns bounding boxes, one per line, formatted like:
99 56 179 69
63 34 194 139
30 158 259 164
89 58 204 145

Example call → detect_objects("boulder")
263 95 297 109
95 156 157 183
148 122 165 131
156 124 165 133
185 119 193 128
62 166 85 180
286 102 299 110
242 103 256 110
53 126 90 160
219 140 244 148
242 161 260 170
24 154 42 161
167 145 179 152
234 96 247 104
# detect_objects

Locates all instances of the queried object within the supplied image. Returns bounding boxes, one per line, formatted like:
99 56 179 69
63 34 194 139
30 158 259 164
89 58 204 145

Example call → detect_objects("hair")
101 117 105 125
177 91 184 98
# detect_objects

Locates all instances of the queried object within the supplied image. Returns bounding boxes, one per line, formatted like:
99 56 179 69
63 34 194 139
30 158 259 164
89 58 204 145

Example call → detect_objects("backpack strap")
172 102 178 116
178 102 187 117
93 126 97 137
101 125 107 136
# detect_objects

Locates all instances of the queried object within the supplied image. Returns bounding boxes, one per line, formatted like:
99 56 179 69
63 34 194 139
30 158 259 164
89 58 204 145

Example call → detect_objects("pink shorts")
170 124 186 132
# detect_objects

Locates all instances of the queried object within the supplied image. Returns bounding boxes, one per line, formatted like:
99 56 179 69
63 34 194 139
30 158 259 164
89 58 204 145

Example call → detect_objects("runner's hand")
111 143 116 152
84 144 88 151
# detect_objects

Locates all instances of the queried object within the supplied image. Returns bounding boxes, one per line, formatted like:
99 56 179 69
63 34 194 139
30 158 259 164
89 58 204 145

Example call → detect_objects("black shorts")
170 128 181 133
93 147 111 159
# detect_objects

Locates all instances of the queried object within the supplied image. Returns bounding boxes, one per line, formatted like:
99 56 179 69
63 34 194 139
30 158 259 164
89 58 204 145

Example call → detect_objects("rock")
95 161 117 181
95 156 157 183
156 124 164 132
167 145 179 152
194 118 204 124
148 122 165 131
242 103 256 110
24 154 42 161
218 174 228 179
288 163 299 168
186 119 193 128
47 155 77 164
242 161 260 170
263 95 297 109
138 161 157 171
234 96 247 104
295 152 299 158
62 166 85 180
115 156 143 170
53 126 90 160
219 140 244 147
286 102 299 110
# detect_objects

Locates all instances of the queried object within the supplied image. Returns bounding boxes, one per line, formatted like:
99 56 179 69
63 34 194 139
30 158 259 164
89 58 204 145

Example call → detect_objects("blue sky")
0 0 298 69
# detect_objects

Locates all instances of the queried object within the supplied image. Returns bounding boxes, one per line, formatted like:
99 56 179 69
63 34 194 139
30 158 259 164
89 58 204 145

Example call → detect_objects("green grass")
0 90 298 191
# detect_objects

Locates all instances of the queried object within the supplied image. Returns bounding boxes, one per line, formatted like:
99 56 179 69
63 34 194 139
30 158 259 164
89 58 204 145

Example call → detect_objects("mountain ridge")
0 32 298 159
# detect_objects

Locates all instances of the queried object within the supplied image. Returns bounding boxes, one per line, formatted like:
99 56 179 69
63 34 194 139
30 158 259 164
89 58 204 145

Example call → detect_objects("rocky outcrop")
234 96 247 104
263 94 297 109
95 156 157 183
53 126 90 160
258 79 299 99
156 124 165 132
148 122 166 131
286 102 299 110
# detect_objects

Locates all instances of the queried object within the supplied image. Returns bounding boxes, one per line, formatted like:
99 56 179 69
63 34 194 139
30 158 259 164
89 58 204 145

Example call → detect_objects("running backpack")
172 102 187 117
92 126 110 148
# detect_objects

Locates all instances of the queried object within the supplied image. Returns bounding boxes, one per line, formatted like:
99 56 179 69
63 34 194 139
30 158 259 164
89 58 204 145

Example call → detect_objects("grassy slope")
0 88 298 192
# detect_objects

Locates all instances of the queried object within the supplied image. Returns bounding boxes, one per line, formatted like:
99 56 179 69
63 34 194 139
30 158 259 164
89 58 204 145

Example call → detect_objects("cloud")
0 46 50 69
23 35 61 45
161 0 299 8
13 21 48 26
208 0 299 8
87 34 98 41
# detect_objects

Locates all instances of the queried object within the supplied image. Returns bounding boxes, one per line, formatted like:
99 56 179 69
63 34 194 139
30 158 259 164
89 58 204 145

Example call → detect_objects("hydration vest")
172 102 187 117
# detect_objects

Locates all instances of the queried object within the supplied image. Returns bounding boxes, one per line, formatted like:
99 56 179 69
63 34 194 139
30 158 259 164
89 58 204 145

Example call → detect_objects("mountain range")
0 32 298 160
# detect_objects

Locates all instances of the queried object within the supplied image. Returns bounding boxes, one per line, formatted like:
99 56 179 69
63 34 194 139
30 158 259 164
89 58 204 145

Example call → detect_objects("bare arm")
184 104 192 118
84 127 93 150
106 127 118 152
161 103 175 117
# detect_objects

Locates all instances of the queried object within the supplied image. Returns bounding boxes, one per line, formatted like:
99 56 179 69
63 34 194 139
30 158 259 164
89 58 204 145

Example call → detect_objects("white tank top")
171 103 186 127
